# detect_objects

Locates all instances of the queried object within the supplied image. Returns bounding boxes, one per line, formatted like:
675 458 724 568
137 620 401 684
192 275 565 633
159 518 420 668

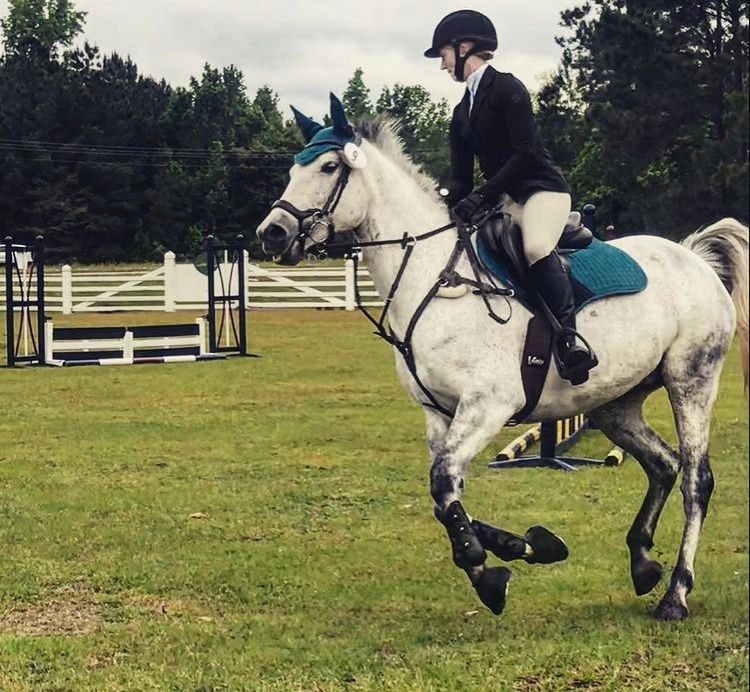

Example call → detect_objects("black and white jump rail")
43 318 223 367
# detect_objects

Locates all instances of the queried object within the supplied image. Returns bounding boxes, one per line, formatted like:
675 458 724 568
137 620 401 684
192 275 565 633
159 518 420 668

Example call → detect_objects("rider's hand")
451 191 485 223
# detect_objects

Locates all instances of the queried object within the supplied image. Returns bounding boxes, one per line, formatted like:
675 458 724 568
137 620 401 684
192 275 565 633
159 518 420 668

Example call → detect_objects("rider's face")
439 45 458 80
439 44 470 81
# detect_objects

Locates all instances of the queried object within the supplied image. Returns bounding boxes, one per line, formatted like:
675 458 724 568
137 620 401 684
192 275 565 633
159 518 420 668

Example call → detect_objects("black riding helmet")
424 10 498 82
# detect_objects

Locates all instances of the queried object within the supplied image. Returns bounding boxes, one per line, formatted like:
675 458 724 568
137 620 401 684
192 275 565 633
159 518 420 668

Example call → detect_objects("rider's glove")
451 191 486 224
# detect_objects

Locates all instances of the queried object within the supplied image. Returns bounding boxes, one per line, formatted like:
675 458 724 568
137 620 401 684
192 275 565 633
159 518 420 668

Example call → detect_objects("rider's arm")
477 76 539 203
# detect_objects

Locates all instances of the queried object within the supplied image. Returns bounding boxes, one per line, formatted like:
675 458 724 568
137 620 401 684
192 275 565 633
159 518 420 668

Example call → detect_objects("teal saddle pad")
476 236 648 312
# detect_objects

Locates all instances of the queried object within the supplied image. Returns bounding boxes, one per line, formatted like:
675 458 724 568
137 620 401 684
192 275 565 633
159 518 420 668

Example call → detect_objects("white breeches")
503 191 572 266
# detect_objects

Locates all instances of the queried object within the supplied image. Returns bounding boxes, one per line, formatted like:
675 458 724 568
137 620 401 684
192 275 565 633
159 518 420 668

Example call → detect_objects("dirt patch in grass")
0 586 100 636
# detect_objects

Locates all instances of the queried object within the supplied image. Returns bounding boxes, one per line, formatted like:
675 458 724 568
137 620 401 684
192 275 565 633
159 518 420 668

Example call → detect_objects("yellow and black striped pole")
489 414 626 471
605 446 626 466
493 423 542 461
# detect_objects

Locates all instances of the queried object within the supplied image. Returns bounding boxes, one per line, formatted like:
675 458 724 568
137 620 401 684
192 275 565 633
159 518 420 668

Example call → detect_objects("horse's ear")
329 93 352 138
291 105 323 143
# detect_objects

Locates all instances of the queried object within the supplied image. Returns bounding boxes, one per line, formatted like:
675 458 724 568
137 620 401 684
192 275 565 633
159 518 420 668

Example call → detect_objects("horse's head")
257 93 370 265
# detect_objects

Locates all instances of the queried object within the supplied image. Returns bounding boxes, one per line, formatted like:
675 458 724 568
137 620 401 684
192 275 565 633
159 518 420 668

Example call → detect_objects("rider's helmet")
424 10 498 82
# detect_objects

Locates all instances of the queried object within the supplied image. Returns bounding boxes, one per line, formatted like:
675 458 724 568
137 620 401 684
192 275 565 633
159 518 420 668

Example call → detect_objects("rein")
334 208 514 418
274 168 514 419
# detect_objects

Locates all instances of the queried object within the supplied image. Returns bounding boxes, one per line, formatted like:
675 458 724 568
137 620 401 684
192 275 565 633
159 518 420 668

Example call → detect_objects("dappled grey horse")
257 94 749 620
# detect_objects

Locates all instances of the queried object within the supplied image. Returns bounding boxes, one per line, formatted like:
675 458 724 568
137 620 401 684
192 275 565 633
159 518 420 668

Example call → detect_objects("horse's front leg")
427 400 521 615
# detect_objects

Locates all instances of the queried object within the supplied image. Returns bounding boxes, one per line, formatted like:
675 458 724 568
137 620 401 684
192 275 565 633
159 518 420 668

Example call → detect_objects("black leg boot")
528 252 598 385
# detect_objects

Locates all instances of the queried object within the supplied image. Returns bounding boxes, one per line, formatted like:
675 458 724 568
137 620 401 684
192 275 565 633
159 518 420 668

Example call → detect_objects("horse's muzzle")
257 223 292 256
255 216 299 264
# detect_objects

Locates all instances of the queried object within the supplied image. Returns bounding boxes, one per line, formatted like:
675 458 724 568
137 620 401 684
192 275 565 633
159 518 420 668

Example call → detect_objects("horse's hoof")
654 596 689 621
474 566 512 615
523 525 569 564
632 559 663 596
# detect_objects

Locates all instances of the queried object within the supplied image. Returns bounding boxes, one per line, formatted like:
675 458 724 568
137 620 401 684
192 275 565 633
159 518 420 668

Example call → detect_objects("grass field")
0 310 747 691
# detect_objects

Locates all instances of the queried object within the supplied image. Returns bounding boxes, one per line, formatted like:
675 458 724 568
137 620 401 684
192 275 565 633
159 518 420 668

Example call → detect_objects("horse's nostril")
264 224 289 243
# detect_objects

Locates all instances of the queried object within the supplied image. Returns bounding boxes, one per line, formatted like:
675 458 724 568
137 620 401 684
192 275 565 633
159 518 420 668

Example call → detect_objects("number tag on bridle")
341 142 367 169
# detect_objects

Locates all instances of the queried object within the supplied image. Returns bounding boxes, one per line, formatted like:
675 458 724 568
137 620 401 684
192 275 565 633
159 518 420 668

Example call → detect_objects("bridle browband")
271 164 514 418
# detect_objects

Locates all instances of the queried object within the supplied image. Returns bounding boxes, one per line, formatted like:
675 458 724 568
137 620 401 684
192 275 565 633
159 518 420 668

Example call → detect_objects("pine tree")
343 67 373 120
554 0 748 235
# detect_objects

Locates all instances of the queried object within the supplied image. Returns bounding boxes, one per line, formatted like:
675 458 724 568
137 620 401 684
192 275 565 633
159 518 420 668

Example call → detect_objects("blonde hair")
459 42 493 61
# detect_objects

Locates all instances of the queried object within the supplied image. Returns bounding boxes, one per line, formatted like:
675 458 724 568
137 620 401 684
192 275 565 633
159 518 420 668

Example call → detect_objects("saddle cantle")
476 212 647 312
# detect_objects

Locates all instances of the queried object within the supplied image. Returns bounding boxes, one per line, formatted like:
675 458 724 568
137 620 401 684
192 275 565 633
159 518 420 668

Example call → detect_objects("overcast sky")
0 1 574 119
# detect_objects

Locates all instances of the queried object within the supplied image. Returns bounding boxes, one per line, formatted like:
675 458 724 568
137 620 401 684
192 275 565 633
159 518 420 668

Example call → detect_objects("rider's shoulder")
490 70 530 96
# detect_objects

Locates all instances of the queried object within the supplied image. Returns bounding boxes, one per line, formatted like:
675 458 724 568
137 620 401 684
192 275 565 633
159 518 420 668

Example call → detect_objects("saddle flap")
478 213 528 285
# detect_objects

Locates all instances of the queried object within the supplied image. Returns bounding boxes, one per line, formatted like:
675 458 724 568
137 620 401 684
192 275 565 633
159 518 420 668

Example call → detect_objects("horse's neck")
358 150 456 329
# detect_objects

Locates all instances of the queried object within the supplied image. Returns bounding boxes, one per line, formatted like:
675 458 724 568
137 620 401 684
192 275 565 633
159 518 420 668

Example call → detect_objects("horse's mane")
357 119 438 196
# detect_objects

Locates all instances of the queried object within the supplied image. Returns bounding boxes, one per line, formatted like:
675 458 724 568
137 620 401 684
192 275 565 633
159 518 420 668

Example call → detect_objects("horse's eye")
321 161 339 174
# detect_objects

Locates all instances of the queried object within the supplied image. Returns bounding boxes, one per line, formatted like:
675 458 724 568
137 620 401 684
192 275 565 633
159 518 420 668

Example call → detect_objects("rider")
424 9 596 383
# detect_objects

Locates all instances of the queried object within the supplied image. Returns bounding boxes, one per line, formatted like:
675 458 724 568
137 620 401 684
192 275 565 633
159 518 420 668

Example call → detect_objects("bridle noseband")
270 166 351 259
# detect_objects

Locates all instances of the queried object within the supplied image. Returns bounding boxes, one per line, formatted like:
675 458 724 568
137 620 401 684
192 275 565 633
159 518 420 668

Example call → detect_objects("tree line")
0 0 747 263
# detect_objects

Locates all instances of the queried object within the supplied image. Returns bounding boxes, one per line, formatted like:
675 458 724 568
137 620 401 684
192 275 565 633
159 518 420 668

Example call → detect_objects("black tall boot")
527 252 598 385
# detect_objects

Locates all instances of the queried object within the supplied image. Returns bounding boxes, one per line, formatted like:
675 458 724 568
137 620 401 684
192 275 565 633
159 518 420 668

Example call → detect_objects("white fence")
1 251 383 313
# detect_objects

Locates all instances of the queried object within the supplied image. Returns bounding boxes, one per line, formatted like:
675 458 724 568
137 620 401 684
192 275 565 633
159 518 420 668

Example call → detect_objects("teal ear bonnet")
294 126 354 166
292 93 357 166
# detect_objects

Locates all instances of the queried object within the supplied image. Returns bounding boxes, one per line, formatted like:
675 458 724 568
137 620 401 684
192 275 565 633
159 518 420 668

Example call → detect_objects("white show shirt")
466 63 490 114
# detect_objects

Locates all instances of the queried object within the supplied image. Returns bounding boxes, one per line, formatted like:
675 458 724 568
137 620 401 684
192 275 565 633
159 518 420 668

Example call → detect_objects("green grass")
0 310 747 691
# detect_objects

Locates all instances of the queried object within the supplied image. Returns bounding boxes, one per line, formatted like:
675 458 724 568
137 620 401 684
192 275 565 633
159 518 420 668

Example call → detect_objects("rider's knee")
525 242 552 266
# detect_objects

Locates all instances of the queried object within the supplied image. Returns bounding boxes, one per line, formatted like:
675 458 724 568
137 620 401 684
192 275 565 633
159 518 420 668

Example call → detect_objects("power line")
8 156 295 170
0 137 446 157
0 144 296 163
0 137 298 156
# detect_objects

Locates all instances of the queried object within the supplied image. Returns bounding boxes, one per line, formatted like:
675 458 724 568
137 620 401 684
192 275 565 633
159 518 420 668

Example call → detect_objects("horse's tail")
682 217 749 391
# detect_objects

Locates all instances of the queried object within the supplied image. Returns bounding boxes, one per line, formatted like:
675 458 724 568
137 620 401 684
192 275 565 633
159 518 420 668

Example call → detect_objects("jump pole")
4 237 14 366
489 414 623 471
493 423 542 461
605 446 626 466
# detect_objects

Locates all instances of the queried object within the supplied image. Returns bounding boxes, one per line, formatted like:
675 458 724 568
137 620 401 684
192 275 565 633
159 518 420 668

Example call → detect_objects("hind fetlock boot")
528 252 598 385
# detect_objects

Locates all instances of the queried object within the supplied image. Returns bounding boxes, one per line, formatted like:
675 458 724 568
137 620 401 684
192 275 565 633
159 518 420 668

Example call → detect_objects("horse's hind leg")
590 383 680 597
655 339 727 620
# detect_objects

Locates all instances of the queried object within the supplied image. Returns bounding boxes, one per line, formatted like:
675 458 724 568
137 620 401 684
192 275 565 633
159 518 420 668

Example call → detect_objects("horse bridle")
270 166 351 259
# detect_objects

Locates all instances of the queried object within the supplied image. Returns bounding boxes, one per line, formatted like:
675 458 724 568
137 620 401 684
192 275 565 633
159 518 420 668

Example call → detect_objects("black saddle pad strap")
511 315 554 424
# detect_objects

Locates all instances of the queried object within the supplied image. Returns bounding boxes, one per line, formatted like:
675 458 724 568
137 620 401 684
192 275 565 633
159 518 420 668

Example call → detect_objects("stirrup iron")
554 327 598 385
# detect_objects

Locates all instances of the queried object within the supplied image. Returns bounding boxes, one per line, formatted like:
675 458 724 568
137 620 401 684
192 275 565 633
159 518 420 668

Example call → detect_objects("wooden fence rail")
0 253 383 313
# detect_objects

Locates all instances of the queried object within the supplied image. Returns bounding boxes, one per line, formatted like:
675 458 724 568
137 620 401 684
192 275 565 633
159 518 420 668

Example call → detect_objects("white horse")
257 112 749 621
